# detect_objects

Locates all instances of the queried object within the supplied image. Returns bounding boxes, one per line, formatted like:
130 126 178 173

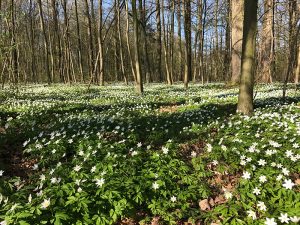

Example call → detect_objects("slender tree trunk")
177 0 183 81
170 0 175 84
156 0 162 82
132 0 143 94
231 0 244 84
74 0 84 82
97 0 104 85
125 0 136 82
29 0 37 83
51 0 63 82
84 0 94 83
37 0 52 84
200 0 207 84
62 0 72 84
237 0 258 115
161 0 172 85
116 0 127 85
184 0 192 89
10 0 18 85
139 0 151 84
223 0 231 81
214 0 219 81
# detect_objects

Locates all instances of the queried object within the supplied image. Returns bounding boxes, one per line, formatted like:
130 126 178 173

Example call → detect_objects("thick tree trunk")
283 0 298 97
259 0 274 83
231 0 244 84
237 0 258 115
98 0 104 86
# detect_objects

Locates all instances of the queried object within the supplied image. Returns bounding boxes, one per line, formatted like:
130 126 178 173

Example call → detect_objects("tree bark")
231 0 244 84
156 0 162 82
132 0 143 94
161 0 172 85
74 0 84 82
283 0 298 98
184 0 192 89
37 0 52 84
237 0 258 115
84 0 95 83
125 0 136 82
10 0 18 85
259 0 274 83
177 0 183 81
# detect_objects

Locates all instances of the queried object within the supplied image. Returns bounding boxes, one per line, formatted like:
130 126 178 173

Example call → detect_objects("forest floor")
0 83 299 225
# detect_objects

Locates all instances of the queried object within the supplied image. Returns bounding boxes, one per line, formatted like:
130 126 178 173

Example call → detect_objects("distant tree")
237 0 258 115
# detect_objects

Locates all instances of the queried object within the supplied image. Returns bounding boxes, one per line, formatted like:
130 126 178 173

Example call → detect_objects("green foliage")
0 84 299 224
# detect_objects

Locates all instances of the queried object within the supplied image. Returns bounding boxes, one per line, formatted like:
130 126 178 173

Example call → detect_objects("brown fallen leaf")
151 216 160 225
199 199 211 211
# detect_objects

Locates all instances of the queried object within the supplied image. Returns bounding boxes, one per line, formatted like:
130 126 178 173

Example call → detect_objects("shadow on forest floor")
0 95 299 178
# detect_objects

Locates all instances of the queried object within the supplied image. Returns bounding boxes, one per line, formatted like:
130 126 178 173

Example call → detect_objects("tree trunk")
177 0 183 81
125 0 136 82
37 0 52 84
116 0 127 85
184 0 192 89
10 0 18 85
156 0 162 82
295 44 300 84
29 0 37 83
161 0 172 85
231 0 244 84
259 0 274 83
223 0 231 81
97 0 104 86
74 0 84 82
62 0 71 83
237 0 258 115
132 0 143 94
51 0 63 82
84 0 94 83
139 0 151 84
283 0 298 98
170 0 175 84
